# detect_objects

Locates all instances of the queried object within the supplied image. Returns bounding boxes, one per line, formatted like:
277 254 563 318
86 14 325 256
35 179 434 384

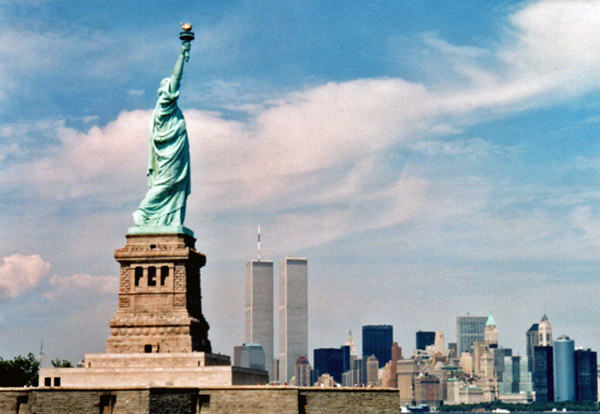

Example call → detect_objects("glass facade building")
493 347 513 383
416 331 436 351
362 325 393 368
314 348 344 384
554 335 575 402
499 355 533 395
575 348 598 402
456 316 487 355
534 346 554 403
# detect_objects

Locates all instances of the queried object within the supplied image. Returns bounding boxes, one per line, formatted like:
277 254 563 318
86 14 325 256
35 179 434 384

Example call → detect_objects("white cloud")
408 137 502 157
43 274 118 300
4 0 600 265
128 90 145 97
0 254 51 299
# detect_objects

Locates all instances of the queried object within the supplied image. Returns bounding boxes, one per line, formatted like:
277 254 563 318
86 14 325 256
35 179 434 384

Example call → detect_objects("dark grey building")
575 348 598 402
526 323 539 372
416 331 436 351
534 346 554 403
314 348 344 384
362 325 393 368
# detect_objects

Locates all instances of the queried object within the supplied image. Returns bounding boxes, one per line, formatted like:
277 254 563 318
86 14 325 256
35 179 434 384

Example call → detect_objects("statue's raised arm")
131 26 195 233
169 41 190 94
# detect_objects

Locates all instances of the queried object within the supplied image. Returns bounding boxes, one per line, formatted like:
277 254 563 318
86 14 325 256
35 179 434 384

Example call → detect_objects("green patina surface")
128 225 194 237
132 35 194 229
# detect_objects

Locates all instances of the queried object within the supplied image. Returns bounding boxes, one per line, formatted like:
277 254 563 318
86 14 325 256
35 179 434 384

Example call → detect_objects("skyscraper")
529 314 553 372
245 259 274 380
493 347 513 383
362 325 393 368
278 257 308 383
434 331 445 355
534 346 554 403
575 348 598 402
484 311 498 348
554 335 575 402
526 323 539 372
314 348 344 384
456 315 487 355
295 355 312 387
538 314 553 346
365 355 379 386
416 331 436 351
346 330 357 358
499 355 533 395
240 343 266 371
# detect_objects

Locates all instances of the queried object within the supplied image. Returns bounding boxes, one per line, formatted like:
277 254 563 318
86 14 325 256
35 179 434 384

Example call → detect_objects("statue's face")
158 78 170 96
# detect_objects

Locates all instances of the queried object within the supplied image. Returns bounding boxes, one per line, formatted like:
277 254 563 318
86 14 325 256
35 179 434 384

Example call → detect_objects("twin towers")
245 253 308 384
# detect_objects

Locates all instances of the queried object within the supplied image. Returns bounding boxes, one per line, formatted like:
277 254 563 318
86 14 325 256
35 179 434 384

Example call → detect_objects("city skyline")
3 0 600 363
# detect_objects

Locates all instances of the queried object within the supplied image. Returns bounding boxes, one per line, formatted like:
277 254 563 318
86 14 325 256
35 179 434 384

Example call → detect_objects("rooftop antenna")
37 339 46 368
257 225 261 261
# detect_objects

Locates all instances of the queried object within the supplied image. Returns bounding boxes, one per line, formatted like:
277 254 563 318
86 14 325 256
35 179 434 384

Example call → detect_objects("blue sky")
2 0 600 364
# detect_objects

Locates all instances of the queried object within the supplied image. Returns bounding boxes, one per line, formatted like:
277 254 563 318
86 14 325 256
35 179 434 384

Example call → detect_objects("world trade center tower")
245 259 274 380
278 257 308 384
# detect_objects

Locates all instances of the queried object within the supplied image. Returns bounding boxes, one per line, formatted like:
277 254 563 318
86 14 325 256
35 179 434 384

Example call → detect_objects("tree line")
0 354 72 387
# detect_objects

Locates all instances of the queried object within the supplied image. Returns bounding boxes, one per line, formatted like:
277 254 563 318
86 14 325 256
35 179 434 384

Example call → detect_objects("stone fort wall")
0 386 399 414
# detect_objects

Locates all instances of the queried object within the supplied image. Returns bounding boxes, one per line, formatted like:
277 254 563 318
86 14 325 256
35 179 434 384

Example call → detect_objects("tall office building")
362 325 393 368
493 347 513 383
314 348 345 384
554 335 575 402
245 259 274 380
457 315 487 355
240 343 266 370
575 348 598 402
295 355 312 387
365 355 379 386
434 331 445 355
534 346 554 403
539 314 553 346
526 322 539 372
499 355 533 395
346 330 357 358
528 314 553 373
484 311 498 348
278 257 308 383
416 331 436 351
389 342 403 388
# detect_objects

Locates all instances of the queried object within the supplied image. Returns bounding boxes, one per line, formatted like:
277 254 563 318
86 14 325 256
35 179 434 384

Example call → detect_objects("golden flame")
181 23 193 32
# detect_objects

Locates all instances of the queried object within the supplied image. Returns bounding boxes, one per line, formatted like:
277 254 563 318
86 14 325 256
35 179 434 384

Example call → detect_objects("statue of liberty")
132 25 194 232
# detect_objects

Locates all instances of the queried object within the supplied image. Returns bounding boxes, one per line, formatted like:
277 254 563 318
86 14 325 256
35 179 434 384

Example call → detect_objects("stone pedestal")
39 353 269 387
107 232 211 354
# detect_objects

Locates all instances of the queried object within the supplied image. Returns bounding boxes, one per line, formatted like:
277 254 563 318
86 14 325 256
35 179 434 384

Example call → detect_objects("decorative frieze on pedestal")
107 232 211 354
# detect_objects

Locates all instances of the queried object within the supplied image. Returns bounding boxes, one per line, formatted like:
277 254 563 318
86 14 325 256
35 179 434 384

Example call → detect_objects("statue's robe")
133 80 191 226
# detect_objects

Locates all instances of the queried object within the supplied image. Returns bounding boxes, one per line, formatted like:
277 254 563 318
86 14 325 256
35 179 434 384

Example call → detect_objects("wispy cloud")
0 254 51 300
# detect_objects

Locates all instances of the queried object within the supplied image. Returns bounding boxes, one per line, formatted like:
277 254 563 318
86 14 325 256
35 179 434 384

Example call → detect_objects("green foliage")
0 353 40 387
50 358 72 368
437 400 600 412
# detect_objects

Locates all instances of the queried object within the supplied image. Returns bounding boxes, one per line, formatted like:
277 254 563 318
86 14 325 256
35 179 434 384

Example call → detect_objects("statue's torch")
180 23 195 62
